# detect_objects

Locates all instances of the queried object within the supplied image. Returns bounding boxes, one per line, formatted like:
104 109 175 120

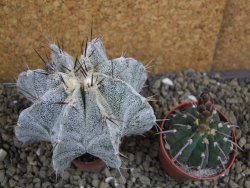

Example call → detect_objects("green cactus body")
164 95 233 170
15 38 156 173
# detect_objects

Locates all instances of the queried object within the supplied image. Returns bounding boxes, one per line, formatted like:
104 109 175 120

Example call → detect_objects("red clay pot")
159 102 237 181
72 158 106 172
72 138 125 172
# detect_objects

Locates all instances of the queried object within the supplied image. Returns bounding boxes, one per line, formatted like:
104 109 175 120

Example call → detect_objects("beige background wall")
212 0 250 71
0 0 249 82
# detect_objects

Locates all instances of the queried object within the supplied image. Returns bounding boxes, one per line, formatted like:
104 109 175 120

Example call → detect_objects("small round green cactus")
164 91 239 173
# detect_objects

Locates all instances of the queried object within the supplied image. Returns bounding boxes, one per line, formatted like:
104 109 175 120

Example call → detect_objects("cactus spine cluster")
15 36 156 173
164 91 238 173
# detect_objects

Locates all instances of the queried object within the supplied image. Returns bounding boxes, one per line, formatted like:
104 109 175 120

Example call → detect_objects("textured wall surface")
1 0 248 82
212 0 250 71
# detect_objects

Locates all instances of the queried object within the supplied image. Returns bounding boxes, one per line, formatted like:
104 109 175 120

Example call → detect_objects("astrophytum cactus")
164 90 240 174
15 37 156 173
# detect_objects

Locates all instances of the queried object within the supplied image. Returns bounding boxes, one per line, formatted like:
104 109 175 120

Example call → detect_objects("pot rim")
159 101 237 180
72 156 106 172
73 157 104 165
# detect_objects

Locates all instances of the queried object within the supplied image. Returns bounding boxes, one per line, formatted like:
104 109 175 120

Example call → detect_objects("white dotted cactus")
15 37 156 173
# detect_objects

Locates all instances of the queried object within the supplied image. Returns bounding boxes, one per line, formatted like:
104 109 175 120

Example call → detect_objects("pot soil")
159 102 237 181
72 153 106 172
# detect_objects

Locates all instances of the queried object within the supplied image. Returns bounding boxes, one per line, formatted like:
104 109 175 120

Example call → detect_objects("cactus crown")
15 37 156 173
164 91 237 172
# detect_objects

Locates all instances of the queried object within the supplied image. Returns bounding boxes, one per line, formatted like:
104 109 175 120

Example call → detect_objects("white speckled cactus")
15 37 156 173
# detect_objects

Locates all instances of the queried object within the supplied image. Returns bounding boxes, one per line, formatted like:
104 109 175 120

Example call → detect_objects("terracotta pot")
72 158 106 173
159 102 237 181
72 138 124 172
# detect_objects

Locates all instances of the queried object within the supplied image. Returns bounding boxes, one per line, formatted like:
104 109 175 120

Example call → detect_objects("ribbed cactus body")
15 38 156 173
165 94 232 169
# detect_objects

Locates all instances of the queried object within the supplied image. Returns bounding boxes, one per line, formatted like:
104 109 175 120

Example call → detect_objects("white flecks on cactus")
85 37 108 66
15 37 156 173
218 122 223 128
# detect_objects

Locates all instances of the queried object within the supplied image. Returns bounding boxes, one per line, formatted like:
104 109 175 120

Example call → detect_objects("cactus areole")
159 92 238 181
15 37 156 173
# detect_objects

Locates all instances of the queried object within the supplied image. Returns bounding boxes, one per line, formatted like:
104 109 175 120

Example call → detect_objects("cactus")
15 37 156 173
164 90 239 174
